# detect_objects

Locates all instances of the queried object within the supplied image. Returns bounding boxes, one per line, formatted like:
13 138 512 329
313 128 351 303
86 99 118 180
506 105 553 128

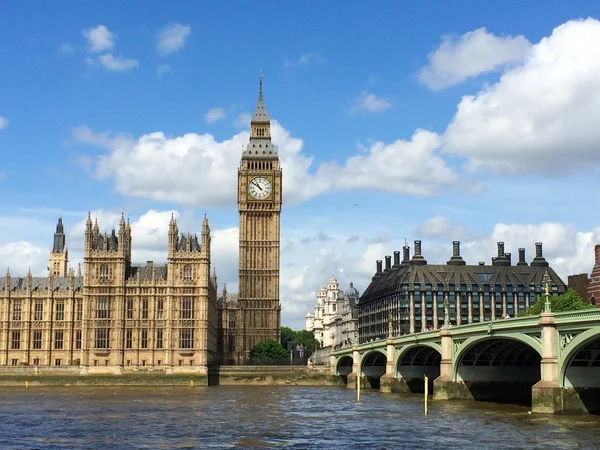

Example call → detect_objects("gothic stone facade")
0 214 218 373
305 275 359 349
218 76 282 364
358 240 568 343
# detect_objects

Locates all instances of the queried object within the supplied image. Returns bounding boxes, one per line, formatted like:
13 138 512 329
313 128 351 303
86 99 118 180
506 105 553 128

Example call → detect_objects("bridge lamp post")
542 271 551 314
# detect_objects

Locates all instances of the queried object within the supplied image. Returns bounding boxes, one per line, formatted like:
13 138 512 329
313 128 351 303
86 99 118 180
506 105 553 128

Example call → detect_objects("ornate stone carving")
560 332 578 350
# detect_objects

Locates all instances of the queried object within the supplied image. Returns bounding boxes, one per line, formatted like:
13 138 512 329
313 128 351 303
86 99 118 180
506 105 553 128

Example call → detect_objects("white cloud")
73 123 461 207
416 216 470 240
418 27 531 90
349 90 391 114
443 18 600 175
0 242 48 276
82 25 115 53
205 107 226 124
284 52 325 68
157 23 191 56
156 64 171 76
97 53 139 72
0 117 8 129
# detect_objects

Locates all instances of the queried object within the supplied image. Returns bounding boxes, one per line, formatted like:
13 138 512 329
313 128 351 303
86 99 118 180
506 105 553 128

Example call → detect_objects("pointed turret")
251 71 270 123
119 212 126 233
77 262 82 277
243 72 276 157
52 217 66 253
86 212 92 230
26 267 32 289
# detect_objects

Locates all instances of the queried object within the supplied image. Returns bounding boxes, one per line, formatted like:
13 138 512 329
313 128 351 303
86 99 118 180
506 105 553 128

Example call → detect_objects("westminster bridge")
331 309 600 414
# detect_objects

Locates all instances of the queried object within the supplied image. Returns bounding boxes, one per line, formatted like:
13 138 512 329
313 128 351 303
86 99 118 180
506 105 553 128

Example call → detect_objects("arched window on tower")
183 264 193 281
592 296 597 306
99 264 109 281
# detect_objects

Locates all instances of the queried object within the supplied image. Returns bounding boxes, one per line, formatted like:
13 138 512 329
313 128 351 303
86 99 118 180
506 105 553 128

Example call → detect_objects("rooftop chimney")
402 246 410 264
517 248 528 266
410 240 427 265
376 260 383 274
493 242 510 266
385 255 392 270
393 251 400 266
531 242 549 267
479 261 485 266
505 252 512 266
447 240 466 266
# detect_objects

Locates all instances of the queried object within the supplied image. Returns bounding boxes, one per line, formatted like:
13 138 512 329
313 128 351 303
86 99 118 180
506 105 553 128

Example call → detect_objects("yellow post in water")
25 381 29 389
190 380 194 388
356 374 361 403
424 376 429 416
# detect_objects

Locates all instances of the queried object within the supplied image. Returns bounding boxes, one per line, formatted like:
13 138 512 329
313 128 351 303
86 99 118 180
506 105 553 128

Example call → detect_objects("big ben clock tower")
237 73 282 362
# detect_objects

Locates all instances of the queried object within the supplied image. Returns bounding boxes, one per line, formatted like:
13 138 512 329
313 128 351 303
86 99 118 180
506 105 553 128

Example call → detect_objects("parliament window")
96 298 109 319
11 331 20 350
156 299 164 319
156 329 163 349
141 329 148 349
75 330 82 350
55 359 61 366
12 300 21 321
126 298 134 319
183 264 192 281
99 264 109 281
125 329 133 349
56 301 65 321
54 330 64 350
95 328 110 349
33 331 42 350
179 329 193 349
34 300 43 321
76 300 82 321
180 298 194 319
142 299 149 319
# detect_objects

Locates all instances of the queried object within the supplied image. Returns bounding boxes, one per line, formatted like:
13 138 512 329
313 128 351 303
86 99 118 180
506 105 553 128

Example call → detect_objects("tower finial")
259 70 263 91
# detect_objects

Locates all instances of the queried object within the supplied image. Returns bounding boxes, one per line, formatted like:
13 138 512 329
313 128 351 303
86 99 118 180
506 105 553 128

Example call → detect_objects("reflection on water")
0 386 598 449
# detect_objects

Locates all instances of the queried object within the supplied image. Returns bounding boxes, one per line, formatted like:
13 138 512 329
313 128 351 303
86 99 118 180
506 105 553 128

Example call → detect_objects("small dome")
346 281 359 297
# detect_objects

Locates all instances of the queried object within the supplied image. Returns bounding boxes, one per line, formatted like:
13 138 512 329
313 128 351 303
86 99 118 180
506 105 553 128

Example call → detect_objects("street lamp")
542 271 551 314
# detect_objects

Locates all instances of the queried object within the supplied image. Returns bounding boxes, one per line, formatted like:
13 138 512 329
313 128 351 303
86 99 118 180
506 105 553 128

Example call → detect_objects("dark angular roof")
127 264 168 281
0 276 83 292
359 263 566 305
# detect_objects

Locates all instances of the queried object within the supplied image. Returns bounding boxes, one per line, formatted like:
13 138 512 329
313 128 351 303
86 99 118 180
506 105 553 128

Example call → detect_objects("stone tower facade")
236 74 282 362
49 217 68 277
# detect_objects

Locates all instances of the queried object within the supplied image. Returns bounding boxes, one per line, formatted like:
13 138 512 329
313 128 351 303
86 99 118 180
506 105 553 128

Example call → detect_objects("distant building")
358 240 567 343
305 275 359 349
568 273 591 303
571 244 600 306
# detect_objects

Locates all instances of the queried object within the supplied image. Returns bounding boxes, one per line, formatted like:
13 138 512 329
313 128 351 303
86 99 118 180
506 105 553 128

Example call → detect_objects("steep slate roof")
127 264 168 281
0 276 83 292
360 260 566 305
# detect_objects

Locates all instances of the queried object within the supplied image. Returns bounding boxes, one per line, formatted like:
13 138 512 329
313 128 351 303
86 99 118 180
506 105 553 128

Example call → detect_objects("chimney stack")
410 240 427 265
479 261 485 266
497 242 505 257
402 245 410 264
447 241 466 266
376 260 383 274
493 242 510 266
385 255 392 270
531 242 549 267
393 251 400 266
517 248 528 266
505 252 512 266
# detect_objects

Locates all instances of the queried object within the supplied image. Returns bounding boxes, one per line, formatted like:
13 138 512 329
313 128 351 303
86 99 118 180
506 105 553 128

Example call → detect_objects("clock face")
249 177 272 200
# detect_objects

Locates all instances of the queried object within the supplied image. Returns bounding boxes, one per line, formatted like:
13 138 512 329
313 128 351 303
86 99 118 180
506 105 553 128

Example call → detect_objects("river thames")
0 386 598 449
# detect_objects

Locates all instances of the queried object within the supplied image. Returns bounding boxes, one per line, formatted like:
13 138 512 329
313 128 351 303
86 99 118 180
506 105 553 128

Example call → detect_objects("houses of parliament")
0 77 282 373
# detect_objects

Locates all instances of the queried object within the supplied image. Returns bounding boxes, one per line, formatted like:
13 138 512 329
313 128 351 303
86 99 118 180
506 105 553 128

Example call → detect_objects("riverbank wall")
0 365 343 388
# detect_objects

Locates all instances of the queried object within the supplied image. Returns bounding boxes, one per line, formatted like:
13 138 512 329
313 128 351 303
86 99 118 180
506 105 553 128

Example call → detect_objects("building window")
142 299 149 319
157 299 164 320
75 330 82 350
125 329 133 349
11 331 20 350
34 300 43 321
183 264 192 281
56 301 65 321
33 358 40 366
156 329 163 349
76 300 82 321
180 298 194 319
179 329 193 349
11 359 18 366
99 264 109 281
32 331 42 350
157 360 161 366
54 330 64 350
126 298 134 319
141 329 148 349
95 328 110 349
96 298 109 319
12 300 21 321
142 360 146 367
55 359 61 366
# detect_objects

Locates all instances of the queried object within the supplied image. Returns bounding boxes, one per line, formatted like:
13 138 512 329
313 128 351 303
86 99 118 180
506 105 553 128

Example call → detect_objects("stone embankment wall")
0 365 343 388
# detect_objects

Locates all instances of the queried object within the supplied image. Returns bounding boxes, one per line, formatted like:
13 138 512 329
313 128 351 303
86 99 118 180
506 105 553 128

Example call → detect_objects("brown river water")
0 386 598 449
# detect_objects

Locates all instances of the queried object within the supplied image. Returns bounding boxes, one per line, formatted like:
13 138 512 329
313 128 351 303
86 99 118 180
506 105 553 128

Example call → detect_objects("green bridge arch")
559 328 600 388
394 342 442 370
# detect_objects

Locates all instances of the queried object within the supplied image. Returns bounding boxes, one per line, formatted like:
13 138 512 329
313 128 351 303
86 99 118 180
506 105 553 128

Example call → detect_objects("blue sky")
2 1 600 329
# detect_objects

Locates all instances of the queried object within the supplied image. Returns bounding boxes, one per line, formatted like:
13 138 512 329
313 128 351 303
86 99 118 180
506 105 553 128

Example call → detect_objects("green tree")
293 329 319 352
280 326 296 348
523 289 594 316
249 340 289 364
